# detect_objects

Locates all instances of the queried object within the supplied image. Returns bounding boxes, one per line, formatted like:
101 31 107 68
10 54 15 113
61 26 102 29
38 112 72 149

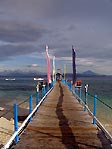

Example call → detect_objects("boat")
5 78 16 81
33 78 44 81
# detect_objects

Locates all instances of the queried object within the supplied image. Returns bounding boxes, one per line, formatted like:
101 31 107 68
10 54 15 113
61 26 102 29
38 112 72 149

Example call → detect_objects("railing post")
62 79 65 84
52 80 54 86
45 84 48 93
47 83 49 91
36 85 39 105
43 85 46 97
29 95 33 121
93 94 97 124
79 87 82 99
75 86 76 94
49 83 51 89
84 84 88 111
42 87 44 98
67 81 69 88
70 81 72 91
65 80 66 85
14 103 18 143
75 87 78 95
51 81 53 88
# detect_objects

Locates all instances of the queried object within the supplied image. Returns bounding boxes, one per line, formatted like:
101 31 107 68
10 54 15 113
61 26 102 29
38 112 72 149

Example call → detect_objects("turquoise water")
78 76 112 134
0 78 37 106
0 76 112 133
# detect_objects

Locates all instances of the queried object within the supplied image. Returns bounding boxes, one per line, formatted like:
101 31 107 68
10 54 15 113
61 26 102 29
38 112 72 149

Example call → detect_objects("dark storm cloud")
0 44 36 61
0 0 112 74
0 0 54 20
0 21 48 42
77 47 112 59
53 0 112 19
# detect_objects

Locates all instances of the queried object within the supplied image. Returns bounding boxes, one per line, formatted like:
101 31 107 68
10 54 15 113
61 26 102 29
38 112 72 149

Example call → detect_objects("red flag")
46 45 51 84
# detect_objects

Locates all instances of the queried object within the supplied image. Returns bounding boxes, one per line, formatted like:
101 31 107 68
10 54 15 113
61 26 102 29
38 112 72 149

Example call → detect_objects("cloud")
0 20 50 60
0 0 112 74
0 0 54 21
56 57 72 61
0 44 36 61
76 57 112 75
0 21 48 43
77 58 94 67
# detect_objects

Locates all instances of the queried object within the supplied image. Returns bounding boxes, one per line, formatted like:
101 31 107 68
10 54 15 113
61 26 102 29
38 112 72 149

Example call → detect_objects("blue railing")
62 79 112 143
2 79 112 148
2 81 54 149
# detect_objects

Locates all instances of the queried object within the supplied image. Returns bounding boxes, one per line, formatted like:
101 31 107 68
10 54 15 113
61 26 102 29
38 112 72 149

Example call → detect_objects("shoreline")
0 101 30 146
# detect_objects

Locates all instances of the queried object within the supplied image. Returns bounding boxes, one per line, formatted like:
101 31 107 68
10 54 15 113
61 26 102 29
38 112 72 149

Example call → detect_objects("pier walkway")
13 81 111 149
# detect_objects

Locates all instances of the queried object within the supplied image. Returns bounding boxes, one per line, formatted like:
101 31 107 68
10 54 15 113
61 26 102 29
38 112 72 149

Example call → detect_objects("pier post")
36 92 39 105
47 83 49 91
42 88 44 98
43 85 46 97
52 81 54 87
14 103 19 143
84 84 88 111
62 79 65 84
36 85 39 105
70 81 72 91
67 81 69 88
75 87 78 95
29 95 33 121
79 86 82 103
75 86 76 94
93 94 97 124
45 84 48 93
50 82 53 88
52 80 54 86
45 84 47 93
79 87 82 99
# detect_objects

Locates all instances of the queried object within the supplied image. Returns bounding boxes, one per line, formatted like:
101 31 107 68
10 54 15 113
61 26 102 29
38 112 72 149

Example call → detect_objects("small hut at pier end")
56 69 63 81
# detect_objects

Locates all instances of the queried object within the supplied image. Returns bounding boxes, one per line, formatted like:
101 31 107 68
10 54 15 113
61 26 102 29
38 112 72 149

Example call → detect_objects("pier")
11 81 111 149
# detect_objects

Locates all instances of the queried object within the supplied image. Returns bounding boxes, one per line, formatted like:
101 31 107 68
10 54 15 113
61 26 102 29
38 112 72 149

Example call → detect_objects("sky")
0 0 112 75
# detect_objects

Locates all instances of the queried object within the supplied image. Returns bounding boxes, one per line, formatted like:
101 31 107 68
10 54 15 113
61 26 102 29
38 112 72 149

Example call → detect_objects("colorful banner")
72 46 76 85
53 56 55 81
64 64 66 80
46 45 51 84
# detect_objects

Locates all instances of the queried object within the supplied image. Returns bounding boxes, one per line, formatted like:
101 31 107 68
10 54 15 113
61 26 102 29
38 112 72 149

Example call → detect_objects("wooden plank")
13 81 111 149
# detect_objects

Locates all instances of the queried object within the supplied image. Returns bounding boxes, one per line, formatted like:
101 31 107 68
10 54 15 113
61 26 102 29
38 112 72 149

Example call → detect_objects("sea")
0 77 37 105
79 76 112 134
0 76 112 134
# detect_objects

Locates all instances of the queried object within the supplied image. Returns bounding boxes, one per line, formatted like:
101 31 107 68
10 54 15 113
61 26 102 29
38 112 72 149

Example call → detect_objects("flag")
72 46 76 85
53 56 55 81
64 64 66 80
46 45 51 84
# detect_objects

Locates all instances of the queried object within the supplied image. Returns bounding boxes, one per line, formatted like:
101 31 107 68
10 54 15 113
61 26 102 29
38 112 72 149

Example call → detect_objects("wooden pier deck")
13 81 111 149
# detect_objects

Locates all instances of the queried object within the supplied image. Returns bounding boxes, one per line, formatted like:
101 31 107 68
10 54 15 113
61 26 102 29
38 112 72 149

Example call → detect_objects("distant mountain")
0 69 107 78
82 70 99 76
0 70 46 78
66 70 106 78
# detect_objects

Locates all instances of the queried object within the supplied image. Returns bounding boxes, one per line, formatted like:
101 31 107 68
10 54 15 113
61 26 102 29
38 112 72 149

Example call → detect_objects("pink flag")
53 56 55 81
46 45 51 84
